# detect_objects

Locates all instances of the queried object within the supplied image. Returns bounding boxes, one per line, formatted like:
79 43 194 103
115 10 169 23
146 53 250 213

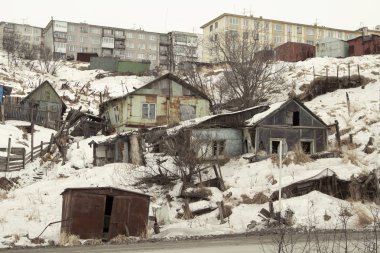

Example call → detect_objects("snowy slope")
0 52 379 247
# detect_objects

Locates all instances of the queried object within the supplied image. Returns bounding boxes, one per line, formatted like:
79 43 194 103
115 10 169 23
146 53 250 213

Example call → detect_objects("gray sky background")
2 0 380 33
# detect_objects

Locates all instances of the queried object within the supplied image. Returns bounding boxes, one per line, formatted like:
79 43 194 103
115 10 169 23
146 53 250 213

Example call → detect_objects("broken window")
180 105 196 121
212 140 225 156
285 111 300 126
113 106 120 123
271 140 280 154
142 103 156 119
300 140 313 154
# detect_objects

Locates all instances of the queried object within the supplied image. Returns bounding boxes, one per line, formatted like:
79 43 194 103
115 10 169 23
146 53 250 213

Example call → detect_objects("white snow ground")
0 52 379 247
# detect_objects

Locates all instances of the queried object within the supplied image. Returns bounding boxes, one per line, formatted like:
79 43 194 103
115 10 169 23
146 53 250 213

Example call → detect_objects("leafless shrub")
216 204 232 220
292 143 312 164
355 206 373 227
59 232 81 246
342 149 359 166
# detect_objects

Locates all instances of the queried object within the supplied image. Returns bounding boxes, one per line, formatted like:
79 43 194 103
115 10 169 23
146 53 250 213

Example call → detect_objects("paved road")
1 232 375 253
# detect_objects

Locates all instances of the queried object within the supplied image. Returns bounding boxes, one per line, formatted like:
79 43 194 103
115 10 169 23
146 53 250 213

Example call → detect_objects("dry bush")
293 143 312 164
26 207 41 222
59 232 81 246
265 174 277 185
0 190 8 200
342 149 359 166
182 187 212 200
82 239 102 245
109 234 136 244
217 204 233 220
355 207 373 227
241 193 269 204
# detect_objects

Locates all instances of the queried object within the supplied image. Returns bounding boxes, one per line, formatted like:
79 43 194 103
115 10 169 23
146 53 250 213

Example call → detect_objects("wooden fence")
0 138 53 172
3 104 62 130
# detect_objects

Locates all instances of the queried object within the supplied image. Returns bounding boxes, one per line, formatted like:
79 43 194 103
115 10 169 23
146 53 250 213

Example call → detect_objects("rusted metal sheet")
347 35 380 56
275 42 315 62
60 187 150 240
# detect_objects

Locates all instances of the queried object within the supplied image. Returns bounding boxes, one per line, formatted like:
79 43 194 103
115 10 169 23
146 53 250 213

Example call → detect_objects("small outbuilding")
347 35 380 56
60 187 150 240
275 42 315 62
316 38 349 58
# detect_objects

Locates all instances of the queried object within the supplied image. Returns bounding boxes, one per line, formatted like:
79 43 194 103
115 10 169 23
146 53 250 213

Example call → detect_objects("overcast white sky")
2 0 380 33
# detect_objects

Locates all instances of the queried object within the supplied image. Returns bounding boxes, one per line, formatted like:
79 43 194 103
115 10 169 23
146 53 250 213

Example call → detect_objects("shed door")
108 196 149 239
70 193 106 239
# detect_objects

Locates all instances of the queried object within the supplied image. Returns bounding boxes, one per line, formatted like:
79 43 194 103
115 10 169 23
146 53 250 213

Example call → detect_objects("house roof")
21 80 67 110
346 34 380 42
61 187 150 197
246 98 328 127
101 73 211 106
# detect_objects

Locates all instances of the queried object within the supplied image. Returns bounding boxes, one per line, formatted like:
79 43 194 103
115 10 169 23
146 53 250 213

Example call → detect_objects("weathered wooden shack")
61 187 150 240
246 98 328 155
3 81 66 129
347 35 380 56
275 42 315 62
89 131 144 166
146 105 269 160
100 73 211 133
65 109 105 138
316 38 349 58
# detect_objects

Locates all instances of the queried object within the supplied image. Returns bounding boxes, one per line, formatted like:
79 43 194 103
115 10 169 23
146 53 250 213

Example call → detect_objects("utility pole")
278 140 283 213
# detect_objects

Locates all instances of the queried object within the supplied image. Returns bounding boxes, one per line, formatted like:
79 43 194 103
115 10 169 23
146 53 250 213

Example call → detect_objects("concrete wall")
316 38 349 58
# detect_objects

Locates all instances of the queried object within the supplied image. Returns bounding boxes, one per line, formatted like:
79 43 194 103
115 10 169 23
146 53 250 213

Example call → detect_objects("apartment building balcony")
115 43 126 49
159 50 168 56
53 37 67 43
114 34 125 40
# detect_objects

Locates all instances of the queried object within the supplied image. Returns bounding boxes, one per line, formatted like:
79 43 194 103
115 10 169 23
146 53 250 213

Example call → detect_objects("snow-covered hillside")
0 52 379 248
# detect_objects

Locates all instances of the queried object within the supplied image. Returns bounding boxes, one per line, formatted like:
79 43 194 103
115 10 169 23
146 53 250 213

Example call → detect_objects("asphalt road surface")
1 232 375 253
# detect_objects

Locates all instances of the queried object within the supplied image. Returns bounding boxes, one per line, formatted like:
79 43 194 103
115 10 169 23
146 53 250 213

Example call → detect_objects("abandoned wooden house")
89 131 144 166
60 187 150 240
246 98 328 155
99 73 211 133
65 109 105 138
145 105 269 161
146 98 328 161
3 81 66 130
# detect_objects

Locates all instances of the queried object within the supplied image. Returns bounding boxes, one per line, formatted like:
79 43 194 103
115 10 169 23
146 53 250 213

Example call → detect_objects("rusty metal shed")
275 42 315 62
60 187 150 240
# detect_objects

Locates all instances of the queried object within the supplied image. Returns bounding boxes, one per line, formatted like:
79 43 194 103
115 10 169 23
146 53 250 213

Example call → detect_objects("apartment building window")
328 31 334 37
23 35 30 41
243 19 249 27
33 28 40 34
149 44 157 50
138 34 145 40
150 35 156 41
175 35 187 43
307 28 314 36
91 27 101 34
126 52 133 58
297 26 302 34
55 42 66 49
138 43 146 49
92 37 100 44
54 32 66 39
24 27 31 33
127 42 134 48
230 17 239 25
68 45 76 52
149 54 156 61
79 47 88 53
188 36 197 44
34 37 40 42
68 26 75 32
126 33 133 38
264 23 270 30
102 37 114 43
210 25 213 32
80 37 88 43
80 26 88 33
115 30 124 37
137 53 145 59
103 29 113 35
142 103 155 119
67 35 73 41
274 36 282 43
287 25 292 33
318 30 324 37
338 32 342 39
275 24 283 31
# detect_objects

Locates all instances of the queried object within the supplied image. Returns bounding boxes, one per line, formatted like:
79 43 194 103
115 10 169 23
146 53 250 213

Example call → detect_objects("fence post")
40 141 43 157
5 137 11 176
22 148 25 170
31 108 34 162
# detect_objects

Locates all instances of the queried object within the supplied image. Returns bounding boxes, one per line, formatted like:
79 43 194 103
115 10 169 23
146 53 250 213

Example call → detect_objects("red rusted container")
60 187 150 240
275 42 315 62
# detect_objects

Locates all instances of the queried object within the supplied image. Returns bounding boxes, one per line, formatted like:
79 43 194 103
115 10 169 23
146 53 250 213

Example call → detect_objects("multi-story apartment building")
43 19 161 68
0 22 42 51
201 13 380 62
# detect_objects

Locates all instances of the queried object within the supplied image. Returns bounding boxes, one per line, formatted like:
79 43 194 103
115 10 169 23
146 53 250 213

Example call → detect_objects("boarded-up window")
285 111 293 125
142 103 156 119
180 105 196 121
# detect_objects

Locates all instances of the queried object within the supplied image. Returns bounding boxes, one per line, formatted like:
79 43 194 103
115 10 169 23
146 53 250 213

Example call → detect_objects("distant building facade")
201 13 380 62
0 22 42 52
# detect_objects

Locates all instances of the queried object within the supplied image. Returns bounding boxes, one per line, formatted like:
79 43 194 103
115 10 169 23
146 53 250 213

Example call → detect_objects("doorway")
102 195 114 240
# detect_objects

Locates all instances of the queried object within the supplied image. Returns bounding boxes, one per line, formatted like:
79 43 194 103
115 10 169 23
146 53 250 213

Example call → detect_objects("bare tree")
38 45 63 75
3 32 22 67
206 27 285 110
